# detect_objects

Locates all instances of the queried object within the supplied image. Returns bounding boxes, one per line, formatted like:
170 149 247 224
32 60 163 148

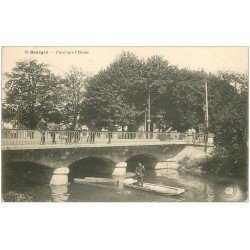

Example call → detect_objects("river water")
3 168 248 202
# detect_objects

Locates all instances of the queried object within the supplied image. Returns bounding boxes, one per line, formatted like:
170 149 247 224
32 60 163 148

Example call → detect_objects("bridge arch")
126 153 158 172
68 156 116 181
2 161 53 192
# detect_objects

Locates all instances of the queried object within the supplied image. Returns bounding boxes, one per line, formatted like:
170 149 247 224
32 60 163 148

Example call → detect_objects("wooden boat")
123 178 185 196
74 181 119 189
74 177 119 186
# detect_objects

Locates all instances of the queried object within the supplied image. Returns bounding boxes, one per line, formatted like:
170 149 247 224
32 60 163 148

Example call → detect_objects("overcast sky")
2 47 248 78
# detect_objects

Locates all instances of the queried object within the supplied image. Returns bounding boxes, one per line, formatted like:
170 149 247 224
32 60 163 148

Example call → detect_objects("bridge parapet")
2 129 214 148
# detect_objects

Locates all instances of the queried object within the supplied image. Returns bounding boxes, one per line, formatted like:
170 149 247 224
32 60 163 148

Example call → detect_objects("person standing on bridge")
66 124 72 144
135 162 145 187
50 123 59 144
37 118 47 144
88 120 96 144
107 123 116 144
74 124 81 143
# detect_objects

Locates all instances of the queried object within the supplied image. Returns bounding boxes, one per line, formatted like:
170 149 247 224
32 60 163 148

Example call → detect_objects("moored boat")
74 177 119 186
123 178 185 196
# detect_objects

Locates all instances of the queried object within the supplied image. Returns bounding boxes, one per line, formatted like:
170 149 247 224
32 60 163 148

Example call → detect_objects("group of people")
37 118 82 144
37 118 97 144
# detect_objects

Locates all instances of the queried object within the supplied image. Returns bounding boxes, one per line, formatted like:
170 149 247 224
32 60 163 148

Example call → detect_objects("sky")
2 47 248 78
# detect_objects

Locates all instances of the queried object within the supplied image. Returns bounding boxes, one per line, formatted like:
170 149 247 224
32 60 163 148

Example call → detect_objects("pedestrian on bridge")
107 123 116 144
66 124 73 144
47 123 59 144
37 118 47 144
74 124 81 143
88 120 96 144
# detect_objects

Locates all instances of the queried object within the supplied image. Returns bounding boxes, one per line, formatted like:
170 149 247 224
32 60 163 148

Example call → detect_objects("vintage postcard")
1 46 248 202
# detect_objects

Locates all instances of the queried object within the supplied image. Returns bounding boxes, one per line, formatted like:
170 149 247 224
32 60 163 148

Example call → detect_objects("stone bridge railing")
2 129 214 146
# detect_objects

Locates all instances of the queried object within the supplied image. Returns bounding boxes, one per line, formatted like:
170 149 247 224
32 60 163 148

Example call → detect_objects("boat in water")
74 177 119 185
123 178 185 196
74 172 135 185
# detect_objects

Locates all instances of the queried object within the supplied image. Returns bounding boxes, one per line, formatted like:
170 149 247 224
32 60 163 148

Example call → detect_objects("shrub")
2 191 33 202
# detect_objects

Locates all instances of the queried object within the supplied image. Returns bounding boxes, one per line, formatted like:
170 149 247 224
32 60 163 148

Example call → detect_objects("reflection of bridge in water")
2 129 214 201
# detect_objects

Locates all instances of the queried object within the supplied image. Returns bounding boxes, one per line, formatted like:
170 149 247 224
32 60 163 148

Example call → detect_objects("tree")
164 69 206 131
80 52 144 130
3 60 62 129
202 72 248 176
58 67 87 129
141 58 206 132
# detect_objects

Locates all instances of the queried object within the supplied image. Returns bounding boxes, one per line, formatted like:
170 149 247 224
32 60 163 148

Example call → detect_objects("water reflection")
2 164 248 202
50 184 69 202
155 169 247 202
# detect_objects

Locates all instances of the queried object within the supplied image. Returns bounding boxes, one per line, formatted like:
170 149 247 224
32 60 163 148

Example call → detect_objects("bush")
2 191 33 202
201 147 248 177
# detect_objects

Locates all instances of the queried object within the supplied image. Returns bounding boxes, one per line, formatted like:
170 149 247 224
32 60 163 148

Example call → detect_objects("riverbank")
175 146 248 180
163 145 213 174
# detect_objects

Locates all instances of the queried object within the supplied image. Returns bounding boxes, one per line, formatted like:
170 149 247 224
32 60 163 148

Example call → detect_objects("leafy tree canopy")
3 60 62 128
57 67 88 129
81 52 144 130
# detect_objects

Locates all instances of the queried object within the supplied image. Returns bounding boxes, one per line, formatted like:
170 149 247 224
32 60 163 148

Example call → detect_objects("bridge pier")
50 167 69 185
112 162 127 176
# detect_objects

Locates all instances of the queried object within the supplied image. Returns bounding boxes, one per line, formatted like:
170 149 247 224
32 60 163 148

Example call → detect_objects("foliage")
201 76 248 177
2 191 33 202
81 53 209 132
57 67 87 129
202 146 248 177
3 60 62 129
156 68 206 131
80 52 145 130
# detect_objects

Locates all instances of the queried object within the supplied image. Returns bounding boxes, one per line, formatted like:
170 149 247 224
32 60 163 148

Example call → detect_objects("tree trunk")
71 113 78 130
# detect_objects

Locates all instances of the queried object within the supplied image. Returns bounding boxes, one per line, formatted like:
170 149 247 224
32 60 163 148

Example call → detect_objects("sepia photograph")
1 1 250 250
1 46 248 202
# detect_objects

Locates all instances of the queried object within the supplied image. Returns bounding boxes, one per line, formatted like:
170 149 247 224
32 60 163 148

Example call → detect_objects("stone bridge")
2 142 213 186
2 130 214 186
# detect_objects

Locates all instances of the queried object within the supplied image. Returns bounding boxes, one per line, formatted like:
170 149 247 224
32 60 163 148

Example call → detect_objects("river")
2 168 248 202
